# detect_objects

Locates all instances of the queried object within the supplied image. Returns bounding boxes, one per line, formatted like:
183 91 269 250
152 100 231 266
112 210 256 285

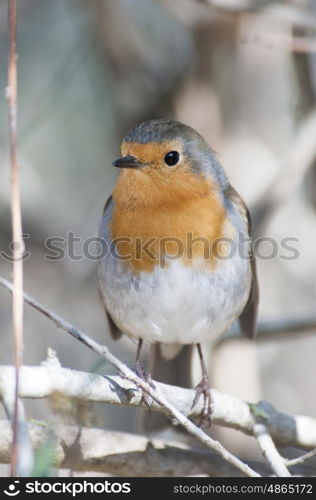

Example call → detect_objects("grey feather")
98 195 123 340
238 209 259 339
224 184 259 339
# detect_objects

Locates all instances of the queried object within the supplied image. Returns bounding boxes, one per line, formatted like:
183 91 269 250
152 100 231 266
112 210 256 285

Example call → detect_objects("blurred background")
1 0 316 474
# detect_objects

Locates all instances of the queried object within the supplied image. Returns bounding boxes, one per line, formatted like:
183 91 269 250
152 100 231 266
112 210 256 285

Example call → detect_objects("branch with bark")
0 420 314 477
199 0 316 30
216 312 316 345
252 108 316 233
1 276 316 477
0 277 258 477
6 0 31 477
1 355 316 452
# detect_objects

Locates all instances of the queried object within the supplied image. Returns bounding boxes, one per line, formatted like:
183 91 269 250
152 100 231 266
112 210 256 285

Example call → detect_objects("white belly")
99 252 251 345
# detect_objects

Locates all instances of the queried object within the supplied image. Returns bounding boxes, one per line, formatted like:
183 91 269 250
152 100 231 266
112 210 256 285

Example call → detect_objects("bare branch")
263 3 316 31
284 449 316 467
242 34 316 54
197 1 316 30
1 392 34 477
6 0 29 477
216 312 316 345
0 420 285 477
252 108 316 232
1 355 316 451
0 418 314 476
0 277 259 477
254 423 291 477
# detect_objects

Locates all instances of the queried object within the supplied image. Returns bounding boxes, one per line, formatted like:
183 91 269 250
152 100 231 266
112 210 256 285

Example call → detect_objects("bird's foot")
191 376 213 428
133 362 156 408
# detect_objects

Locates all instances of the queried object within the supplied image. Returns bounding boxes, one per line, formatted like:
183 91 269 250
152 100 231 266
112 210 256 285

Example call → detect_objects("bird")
98 118 259 429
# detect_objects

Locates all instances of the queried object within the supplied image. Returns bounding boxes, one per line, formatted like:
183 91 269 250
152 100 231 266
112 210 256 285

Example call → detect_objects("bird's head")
112 119 228 208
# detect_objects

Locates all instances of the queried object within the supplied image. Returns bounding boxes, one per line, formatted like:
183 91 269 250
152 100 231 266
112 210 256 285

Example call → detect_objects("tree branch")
6 0 31 477
0 420 303 477
0 419 314 476
252 108 316 233
253 423 291 477
197 1 316 30
0 354 316 451
0 277 259 477
242 34 316 54
1 388 34 478
284 449 316 468
216 312 316 346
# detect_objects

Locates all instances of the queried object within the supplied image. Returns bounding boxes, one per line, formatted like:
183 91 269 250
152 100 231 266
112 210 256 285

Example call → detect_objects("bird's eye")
164 151 180 166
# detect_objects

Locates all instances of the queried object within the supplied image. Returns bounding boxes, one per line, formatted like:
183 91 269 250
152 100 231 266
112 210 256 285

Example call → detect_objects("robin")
98 119 259 428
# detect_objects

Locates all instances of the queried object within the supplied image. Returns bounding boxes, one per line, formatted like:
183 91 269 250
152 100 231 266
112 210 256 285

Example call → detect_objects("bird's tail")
140 343 193 431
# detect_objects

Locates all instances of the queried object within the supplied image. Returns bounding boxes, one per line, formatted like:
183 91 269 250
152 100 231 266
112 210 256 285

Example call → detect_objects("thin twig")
1 393 34 477
198 1 316 30
252 107 316 233
216 313 316 346
285 449 316 467
7 0 25 477
0 276 259 477
241 35 316 54
254 423 291 477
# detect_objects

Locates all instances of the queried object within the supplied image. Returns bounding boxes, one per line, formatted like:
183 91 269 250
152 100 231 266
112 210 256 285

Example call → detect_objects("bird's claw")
134 363 155 408
191 377 213 428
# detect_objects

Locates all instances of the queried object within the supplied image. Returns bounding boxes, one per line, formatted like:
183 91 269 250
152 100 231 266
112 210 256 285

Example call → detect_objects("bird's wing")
98 195 123 340
102 295 123 340
225 185 259 339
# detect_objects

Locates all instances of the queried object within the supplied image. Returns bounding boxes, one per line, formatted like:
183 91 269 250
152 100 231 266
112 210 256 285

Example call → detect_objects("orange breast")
111 168 226 273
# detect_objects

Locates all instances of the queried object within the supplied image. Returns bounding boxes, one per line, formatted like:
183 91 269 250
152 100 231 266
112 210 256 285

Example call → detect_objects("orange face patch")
111 141 227 272
121 140 184 171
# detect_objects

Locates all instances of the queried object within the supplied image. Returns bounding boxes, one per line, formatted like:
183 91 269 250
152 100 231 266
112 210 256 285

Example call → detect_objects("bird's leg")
134 338 145 377
191 344 212 427
133 339 155 407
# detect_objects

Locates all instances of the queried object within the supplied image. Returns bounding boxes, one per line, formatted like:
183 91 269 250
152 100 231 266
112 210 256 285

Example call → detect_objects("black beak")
112 155 143 169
